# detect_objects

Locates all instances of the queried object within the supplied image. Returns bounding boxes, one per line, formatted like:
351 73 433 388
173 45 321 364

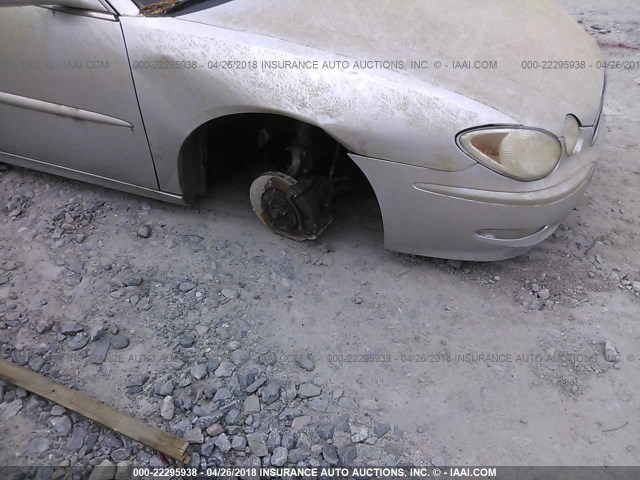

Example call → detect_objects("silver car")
0 0 606 260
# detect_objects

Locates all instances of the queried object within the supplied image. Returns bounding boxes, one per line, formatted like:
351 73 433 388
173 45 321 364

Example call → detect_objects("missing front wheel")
249 172 332 241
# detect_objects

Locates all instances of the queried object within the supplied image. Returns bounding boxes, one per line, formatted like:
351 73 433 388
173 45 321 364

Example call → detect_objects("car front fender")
121 17 515 194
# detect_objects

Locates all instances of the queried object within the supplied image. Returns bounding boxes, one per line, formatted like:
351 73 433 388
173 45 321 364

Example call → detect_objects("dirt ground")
1 0 639 473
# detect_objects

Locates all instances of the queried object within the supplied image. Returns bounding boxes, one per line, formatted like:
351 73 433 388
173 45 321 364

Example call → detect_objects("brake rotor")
250 172 307 241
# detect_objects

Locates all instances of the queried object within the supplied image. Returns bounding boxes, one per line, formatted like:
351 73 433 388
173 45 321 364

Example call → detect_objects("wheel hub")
250 172 332 241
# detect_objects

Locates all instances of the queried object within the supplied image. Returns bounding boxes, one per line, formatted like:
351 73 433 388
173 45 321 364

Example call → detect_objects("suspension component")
250 172 332 241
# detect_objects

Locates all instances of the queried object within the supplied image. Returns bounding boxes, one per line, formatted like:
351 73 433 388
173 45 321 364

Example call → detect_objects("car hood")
178 0 605 134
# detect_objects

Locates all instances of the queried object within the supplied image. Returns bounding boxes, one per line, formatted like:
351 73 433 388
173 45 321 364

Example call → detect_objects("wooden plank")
0 359 190 463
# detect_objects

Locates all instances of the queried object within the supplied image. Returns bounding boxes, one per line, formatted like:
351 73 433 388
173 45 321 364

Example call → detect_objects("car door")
0 2 158 189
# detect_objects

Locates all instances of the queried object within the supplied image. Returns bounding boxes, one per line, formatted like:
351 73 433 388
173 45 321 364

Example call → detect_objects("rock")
26 436 50 454
11 350 29 366
179 282 196 293
195 325 209 336
243 395 261 415
633 281 640 293
296 433 312 451
221 288 238 300
60 322 83 335
527 298 542 311
115 461 131 480
154 381 174 397
35 319 55 334
287 447 310 463
281 432 297 450
231 435 247 451
184 427 204 444
51 405 65 416
245 377 266 394
88 459 116 480
374 423 391 437
337 397 358 409
103 432 124 449
225 408 241 425
137 225 151 238
338 446 357 466
278 407 303 421
127 375 149 388
230 349 250 366
111 448 131 462
201 439 216 457
271 447 288 466
194 412 224 428
110 335 129 350
67 425 88 452
297 383 321 398
136 451 151 465
161 396 175 420
216 326 231 340
179 335 195 348
291 416 311 430
90 336 111 364
214 361 235 377
214 433 232 453
212 387 232 404
0 398 22 418
28 356 45 372
260 381 281 405
123 274 142 287
247 432 269 457
266 430 281 451
316 423 335 440
206 423 224 437
322 444 339 465
68 333 89 351
538 288 550 300
604 341 620 362
207 357 222 374
237 368 258 390
51 415 72 436
308 397 329 412
295 354 315 372
90 325 109 342
190 364 208 380
350 423 368 443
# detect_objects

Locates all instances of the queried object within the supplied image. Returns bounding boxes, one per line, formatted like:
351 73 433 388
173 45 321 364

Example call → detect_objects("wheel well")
178 113 374 203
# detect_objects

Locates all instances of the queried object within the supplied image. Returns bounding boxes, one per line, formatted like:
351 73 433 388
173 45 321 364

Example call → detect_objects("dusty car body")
0 0 606 260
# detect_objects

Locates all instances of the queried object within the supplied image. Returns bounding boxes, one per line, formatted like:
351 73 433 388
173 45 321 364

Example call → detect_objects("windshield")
137 0 229 15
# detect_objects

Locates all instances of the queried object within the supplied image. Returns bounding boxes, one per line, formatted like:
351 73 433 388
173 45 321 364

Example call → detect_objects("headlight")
457 127 562 181
563 115 581 155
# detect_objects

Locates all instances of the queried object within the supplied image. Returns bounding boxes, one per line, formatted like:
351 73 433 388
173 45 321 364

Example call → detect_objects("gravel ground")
1 1 639 477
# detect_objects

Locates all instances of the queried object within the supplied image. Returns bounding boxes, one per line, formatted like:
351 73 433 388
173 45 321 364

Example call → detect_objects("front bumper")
350 118 604 261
